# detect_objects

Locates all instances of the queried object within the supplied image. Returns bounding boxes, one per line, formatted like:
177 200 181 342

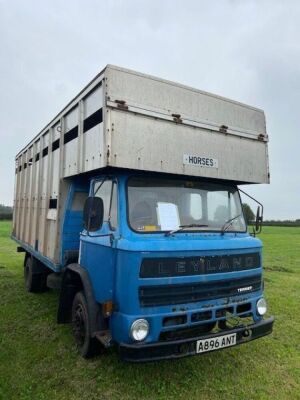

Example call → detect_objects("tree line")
0 204 13 220
242 203 300 227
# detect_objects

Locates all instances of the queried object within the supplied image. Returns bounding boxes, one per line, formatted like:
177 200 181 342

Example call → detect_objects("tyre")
71 291 101 358
24 255 47 293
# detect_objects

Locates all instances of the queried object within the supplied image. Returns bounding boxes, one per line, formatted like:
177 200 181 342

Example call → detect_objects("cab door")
79 178 118 303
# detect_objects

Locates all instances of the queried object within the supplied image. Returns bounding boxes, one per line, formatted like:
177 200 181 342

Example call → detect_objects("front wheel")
71 291 101 358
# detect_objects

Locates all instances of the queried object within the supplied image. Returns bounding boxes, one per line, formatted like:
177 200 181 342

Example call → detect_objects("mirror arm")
93 176 110 197
238 188 264 233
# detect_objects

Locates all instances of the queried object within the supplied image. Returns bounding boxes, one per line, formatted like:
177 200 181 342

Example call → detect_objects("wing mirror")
239 188 264 236
83 197 104 232
255 205 263 233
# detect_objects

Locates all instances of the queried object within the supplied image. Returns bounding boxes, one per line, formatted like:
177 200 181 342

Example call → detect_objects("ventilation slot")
83 108 103 133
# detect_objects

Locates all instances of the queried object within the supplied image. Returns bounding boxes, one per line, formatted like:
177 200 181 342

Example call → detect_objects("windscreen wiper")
165 224 209 237
221 214 241 235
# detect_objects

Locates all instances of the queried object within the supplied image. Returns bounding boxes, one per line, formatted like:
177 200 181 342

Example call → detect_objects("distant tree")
242 203 255 224
214 205 228 222
0 204 12 214
0 204 13 220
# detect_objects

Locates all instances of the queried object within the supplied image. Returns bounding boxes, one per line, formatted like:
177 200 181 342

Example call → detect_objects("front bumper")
119 316 274 362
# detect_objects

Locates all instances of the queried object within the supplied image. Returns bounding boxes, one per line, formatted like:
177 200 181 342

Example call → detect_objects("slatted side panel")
19 152 27 240
24 146 33 244
13 79 106 265
57 83 105 179
63 106 79 177
12 156 22 237
31 139 40 248
45 122 61 261
81 85 105 173
37 132 49 254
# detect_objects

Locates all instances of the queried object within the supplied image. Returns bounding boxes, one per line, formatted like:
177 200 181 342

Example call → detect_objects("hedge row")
263 221 300 227
0 213 13 220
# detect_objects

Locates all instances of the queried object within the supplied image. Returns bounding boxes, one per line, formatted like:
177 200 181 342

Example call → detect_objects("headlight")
257 298 267 316
130 319 149 341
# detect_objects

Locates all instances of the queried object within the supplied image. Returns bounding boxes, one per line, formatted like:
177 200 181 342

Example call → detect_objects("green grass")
0 221 299 400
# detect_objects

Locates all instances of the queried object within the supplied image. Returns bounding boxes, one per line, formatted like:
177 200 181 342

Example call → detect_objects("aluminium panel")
64 140 79 177
46 219 57 260
82 85 106 174
12 158 20 237
83 123 105 173
105 65 267 139
108 110 269 184
30 140 40 248
51 147 60 198
12 161 18 236
24 147 33 244
18 152 27 240
63 106 79 177
13 76 106 265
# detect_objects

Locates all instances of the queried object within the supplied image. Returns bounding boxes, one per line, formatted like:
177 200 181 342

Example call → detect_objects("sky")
0 0 299 219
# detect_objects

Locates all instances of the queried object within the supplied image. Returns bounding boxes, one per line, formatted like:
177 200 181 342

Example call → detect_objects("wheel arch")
57 264 103 336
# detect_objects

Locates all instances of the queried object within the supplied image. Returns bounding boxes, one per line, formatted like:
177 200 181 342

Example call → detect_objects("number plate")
196 333 237 354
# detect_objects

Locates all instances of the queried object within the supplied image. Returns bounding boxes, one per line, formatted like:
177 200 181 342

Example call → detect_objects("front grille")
191 310 212 322
139 275 261 307
140 252 260 278
163 315 187 327
215 307 234 318
159 323 216 341
237 302 252 314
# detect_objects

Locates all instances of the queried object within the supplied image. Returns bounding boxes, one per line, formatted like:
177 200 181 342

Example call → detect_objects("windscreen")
127 177 246 233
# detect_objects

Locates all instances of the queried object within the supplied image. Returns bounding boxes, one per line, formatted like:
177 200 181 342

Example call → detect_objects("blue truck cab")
55 169 273 361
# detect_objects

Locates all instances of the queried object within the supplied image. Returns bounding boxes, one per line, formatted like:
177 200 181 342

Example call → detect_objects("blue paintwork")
15 170 266 347
60 178 89 266
80 222 118 303
78 174 265 345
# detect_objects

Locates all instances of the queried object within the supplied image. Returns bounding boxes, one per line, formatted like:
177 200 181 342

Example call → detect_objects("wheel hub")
73 304 86 346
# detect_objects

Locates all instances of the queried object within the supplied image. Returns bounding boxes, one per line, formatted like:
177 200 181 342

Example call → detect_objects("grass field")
0 221 299 400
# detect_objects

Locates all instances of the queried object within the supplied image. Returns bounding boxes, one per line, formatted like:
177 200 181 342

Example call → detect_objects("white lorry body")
13 65 269 265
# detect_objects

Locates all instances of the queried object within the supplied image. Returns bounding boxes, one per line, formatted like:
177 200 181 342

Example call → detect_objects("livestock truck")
12 65 274 361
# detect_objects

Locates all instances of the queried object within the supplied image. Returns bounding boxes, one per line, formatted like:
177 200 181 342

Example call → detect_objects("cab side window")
94 179 118 230
110 182 118 229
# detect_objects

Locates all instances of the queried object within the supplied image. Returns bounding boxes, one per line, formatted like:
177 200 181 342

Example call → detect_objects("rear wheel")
71 291 101 358
24 256 47 293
